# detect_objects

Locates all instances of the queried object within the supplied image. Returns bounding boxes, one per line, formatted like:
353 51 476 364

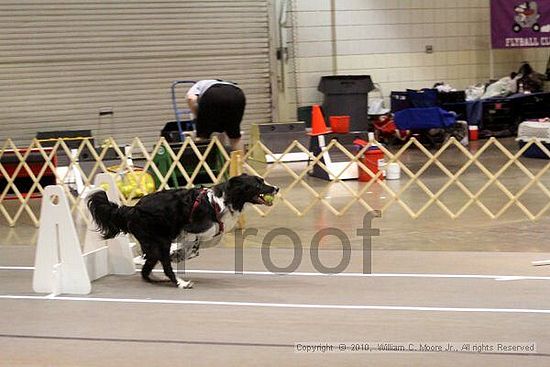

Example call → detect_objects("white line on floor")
0 265 549 281
175 270 550 282
0 294 550 314
0 266 33 270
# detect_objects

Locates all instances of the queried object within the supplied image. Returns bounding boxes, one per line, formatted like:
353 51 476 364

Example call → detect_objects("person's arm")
187 94 199 116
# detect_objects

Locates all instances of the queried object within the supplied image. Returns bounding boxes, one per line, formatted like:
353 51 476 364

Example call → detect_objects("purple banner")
491 0 550 48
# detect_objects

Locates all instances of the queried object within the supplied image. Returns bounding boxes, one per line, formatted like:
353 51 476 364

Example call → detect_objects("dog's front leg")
171 236 200 263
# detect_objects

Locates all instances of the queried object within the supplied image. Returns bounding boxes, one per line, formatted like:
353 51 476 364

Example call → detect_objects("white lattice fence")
242 137 550 221
0 137 231 227
1 136 550 227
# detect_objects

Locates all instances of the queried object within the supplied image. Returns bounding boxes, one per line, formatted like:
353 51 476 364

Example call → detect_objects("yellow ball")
263 194 275 205
120 185 132 197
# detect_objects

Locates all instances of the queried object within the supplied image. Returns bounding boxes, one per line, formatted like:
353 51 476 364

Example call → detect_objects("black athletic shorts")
196 84 246 139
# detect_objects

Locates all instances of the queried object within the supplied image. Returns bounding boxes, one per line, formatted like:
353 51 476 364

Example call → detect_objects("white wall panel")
295 11 331 27
294 0 330 11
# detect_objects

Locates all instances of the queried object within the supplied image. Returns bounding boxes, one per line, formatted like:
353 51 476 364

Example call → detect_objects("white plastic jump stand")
33 185 135 296
33 185 91 295
84 172 125 251
84 173 141 264
83 173 135 276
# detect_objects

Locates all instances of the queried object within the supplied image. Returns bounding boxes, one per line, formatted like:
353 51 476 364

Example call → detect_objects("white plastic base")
325 161 359 180
316 135 359 180
532 260 550 266
265 152 310 163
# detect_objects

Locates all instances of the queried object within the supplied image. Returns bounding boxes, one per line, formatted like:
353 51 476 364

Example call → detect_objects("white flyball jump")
33 173 135 295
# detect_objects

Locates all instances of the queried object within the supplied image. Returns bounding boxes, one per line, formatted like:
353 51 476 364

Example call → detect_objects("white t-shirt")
186 80 236 98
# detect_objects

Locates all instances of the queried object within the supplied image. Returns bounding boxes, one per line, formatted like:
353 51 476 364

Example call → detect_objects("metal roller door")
0 0 272 146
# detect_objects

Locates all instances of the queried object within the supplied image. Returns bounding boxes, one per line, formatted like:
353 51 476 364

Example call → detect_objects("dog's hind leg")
141 257 158 283
136 237 165 283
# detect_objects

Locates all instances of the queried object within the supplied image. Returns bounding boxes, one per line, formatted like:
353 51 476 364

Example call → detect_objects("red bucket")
329 115 350 134
358 147 385 182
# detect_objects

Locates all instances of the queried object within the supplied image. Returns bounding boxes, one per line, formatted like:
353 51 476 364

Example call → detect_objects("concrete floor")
2 137 550 366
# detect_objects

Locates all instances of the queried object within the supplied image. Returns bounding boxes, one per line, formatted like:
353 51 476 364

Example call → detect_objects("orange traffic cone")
308 104 332 136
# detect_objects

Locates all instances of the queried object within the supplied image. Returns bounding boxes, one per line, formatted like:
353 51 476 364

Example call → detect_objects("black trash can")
160 120 194 143
318 75 374 132
297 106 313 128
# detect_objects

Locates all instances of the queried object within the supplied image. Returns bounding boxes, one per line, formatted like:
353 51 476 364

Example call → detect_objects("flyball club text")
505 37 550 47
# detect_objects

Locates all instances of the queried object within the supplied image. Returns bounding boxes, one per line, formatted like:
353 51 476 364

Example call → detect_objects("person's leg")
195 90 219 140
228 136 244 151
211 132 227 146
221 86 246 151
195 112 212 140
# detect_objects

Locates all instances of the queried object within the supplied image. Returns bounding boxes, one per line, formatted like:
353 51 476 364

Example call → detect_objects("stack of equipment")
249 122 309 163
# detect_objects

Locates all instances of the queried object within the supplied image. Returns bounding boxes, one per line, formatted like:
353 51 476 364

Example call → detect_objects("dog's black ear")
212 180 228 198
229 173 249 184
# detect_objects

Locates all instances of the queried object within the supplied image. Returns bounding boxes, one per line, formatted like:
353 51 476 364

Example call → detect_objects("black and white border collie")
87 174 278 289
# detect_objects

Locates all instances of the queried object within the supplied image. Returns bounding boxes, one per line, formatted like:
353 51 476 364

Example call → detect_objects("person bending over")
186 79 246 151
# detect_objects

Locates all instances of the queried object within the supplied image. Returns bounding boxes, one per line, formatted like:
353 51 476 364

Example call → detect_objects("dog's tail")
87 190 133 239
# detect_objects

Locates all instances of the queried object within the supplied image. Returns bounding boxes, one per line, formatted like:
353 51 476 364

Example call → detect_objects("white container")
386 162 401 180
457 120 469 146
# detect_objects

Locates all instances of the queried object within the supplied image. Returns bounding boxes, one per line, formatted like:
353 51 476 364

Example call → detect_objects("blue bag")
394 107 457 130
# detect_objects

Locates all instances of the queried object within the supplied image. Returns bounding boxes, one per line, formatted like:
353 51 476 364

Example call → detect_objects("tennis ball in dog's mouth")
263 194 275 205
